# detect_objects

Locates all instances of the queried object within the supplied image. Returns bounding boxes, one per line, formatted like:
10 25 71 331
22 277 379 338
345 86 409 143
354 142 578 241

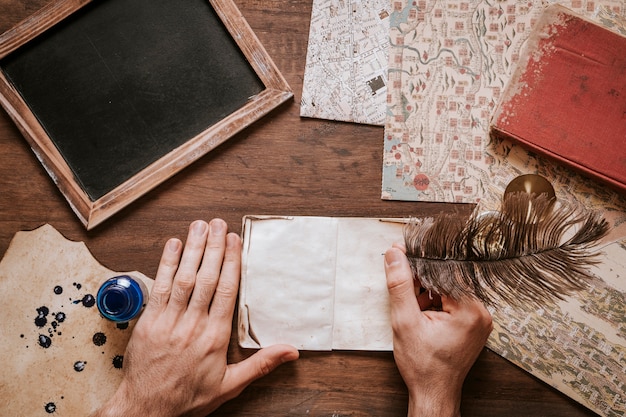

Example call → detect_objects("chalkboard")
0 0 292 229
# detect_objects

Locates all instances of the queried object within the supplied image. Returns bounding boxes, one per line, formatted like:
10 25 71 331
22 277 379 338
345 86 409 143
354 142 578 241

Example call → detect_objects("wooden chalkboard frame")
0 0 292 230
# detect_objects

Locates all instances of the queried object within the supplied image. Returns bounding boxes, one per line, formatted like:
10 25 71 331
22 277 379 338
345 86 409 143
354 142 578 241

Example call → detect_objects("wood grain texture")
0 1 598 416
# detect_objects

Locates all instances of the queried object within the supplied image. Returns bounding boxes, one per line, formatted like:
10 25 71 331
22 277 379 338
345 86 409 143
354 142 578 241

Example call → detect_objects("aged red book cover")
491 5 626 194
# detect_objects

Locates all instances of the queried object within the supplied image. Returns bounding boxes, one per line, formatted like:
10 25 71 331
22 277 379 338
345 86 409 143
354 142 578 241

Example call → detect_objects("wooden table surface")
0 1 599 416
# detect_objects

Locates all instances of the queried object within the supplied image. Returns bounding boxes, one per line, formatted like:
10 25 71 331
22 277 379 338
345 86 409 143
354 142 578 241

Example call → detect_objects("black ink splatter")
116 322 129 330
38 311 68 340
54 312 66 323
92 332 107 346
73 282 82 290
74 361 87 372
53 285 63 295
83 294 95 307
73 294 95 307
44 402 56 413
35 306 49 328
112 355 124 369
38 334 52 348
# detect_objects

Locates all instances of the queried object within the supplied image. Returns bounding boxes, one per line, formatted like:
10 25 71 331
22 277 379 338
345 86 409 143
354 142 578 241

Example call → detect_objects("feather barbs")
404 192 610 307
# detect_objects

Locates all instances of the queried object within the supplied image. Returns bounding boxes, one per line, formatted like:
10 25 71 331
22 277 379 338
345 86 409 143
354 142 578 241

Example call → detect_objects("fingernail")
210 219 226 235
282 349 300 363
167 238 181 252
226 233 240 247
384 248 403 267
192 220 208 236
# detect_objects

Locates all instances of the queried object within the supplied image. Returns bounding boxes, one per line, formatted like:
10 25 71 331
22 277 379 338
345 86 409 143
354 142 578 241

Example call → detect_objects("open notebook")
238 216 405 350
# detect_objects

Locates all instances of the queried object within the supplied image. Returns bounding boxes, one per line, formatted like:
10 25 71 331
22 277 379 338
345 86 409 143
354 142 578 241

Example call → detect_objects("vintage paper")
486 237 626 417
238 216 404 350
0 225 153 416
381 0 626 205
300 0 390 125
381 5 626 412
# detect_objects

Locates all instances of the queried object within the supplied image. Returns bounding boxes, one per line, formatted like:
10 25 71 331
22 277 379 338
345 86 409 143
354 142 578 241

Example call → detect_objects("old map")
382 0 626 416
300 0 390 125
484 145 626 416
380 1 626 416
382 0 626 203
488 238 626 417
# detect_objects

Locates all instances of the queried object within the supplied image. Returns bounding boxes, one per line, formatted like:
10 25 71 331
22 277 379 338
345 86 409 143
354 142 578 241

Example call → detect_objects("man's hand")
91 219 299 417
384 245 493 417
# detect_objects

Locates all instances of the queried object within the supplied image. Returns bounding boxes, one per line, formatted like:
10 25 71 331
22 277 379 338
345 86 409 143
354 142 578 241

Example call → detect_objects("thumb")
223 344 299 396
384 247 421 326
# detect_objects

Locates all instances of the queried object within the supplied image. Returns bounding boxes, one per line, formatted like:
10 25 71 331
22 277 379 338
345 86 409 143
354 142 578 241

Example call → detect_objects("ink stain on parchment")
73 294 95 307
44 402 56 413
92 332 107 346
69 282 95 308
38 334 52 348
54 312 66 323
32 301 70 349
29 283 122 408
2 225 153 415
74 361 87 372
112 355 124 369
35 306 49 328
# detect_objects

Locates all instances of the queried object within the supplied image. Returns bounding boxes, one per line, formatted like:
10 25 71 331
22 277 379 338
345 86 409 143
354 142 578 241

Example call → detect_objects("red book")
491 5 626 194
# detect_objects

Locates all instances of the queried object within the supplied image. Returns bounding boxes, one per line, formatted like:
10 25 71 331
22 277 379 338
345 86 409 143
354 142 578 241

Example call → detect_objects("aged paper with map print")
485 141 626 417
381 1 626 416
300 0 390 125
382 0 626 204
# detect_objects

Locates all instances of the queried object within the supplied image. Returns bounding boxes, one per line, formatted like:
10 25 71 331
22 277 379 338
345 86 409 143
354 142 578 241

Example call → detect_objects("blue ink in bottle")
96 275 147 323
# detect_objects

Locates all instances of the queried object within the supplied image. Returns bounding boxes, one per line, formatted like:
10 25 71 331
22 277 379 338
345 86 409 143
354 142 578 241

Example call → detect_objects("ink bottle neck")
96 275 147 323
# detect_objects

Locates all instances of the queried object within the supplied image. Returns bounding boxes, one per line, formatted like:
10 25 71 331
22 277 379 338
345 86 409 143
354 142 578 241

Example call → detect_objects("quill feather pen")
404 192 609 307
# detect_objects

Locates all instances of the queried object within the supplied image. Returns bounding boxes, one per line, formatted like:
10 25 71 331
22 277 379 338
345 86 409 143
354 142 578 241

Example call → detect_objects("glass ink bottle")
96 275 148 323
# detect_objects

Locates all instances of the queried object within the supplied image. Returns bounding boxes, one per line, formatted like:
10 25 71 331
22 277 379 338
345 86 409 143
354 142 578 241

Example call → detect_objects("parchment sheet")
0 224 153 416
